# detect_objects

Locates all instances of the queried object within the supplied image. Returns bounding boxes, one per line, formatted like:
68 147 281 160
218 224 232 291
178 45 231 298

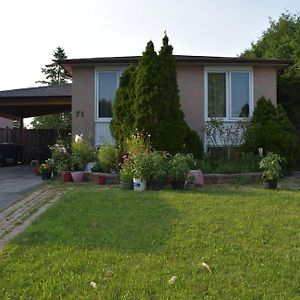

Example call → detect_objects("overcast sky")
0 0 299 91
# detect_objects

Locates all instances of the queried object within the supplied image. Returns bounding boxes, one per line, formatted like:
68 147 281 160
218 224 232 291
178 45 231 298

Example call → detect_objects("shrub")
242 97 298 169
97 143 118 173
120 159 134 183
183 128 204 159
196 152 260 174
147 151 169 182
72 135 96 170
169 153 195 180
132 152 153 181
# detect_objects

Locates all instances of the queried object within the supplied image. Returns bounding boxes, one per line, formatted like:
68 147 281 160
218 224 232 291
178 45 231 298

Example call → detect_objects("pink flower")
58 146 67 154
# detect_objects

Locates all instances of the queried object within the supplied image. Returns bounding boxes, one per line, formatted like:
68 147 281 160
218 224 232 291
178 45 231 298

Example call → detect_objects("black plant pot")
41 172 52 180
149 181 165 191
171 180 185 190
122 182 134 190
267 179 278 190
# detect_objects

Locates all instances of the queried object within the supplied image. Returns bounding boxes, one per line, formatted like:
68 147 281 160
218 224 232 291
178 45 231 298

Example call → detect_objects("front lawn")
0 184 300 299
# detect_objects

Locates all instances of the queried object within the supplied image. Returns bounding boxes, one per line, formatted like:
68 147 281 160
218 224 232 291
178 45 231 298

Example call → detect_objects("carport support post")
19 118 24 145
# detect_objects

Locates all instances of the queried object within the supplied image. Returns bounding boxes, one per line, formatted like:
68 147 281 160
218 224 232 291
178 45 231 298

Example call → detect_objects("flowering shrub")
97 142 118 173
49 140 72 171
125 131 151 158
119 159 134 182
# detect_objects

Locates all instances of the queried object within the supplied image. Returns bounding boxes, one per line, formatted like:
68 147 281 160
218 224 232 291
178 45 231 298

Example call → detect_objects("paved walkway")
0 185 62 248
0 165 42 210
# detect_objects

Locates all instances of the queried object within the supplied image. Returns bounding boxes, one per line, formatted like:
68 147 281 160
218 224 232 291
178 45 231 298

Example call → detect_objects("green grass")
1 184 300 299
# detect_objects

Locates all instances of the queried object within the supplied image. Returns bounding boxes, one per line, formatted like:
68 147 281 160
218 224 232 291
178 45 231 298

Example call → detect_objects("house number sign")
75 111 84 118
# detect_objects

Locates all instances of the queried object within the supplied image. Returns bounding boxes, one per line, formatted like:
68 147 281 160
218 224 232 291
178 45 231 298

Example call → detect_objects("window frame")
204 67 253 122
94 67 124 122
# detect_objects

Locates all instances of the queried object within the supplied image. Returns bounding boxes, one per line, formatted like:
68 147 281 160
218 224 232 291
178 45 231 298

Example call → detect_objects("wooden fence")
0 128 71 163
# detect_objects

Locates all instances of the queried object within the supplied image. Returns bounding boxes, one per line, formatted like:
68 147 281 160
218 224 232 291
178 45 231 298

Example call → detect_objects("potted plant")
259 152 284 189
49 141 73 182
132 152 152 192
169 153 194 190
148 151 168 191
120 159 134 190
39 163 52 180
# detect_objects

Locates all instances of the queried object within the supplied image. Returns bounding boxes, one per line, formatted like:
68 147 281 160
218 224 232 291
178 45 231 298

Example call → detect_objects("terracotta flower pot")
71 171 84 183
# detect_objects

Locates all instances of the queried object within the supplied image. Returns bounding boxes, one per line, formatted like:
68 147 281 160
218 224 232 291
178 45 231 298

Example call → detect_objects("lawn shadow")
10 189 178 253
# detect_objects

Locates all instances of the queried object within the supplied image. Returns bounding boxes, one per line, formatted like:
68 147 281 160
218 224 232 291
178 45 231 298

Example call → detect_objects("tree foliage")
242 97 298 169
111 34 203 158
31 46 71 129
36 46 70 85
241 12 300 125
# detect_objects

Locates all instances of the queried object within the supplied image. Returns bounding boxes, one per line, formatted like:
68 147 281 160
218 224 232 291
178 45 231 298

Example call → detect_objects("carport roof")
0 84 72 120
0 84 72 98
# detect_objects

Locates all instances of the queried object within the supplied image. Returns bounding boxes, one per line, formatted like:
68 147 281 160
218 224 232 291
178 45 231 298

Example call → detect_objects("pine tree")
32 46 71 129
36 46 70 85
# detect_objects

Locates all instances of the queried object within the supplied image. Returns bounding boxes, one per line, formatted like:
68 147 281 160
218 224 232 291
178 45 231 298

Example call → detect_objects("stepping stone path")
0 186 62 248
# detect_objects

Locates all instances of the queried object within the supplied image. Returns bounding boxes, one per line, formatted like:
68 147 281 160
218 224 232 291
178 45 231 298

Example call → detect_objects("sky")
0 0 299 92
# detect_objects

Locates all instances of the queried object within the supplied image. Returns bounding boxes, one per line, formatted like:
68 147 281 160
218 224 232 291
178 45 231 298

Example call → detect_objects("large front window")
97 72 118 119
206 69 252 120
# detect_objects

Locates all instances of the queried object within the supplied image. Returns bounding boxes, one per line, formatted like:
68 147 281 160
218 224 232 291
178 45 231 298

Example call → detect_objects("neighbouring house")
0 117 13 129
58 55 290 146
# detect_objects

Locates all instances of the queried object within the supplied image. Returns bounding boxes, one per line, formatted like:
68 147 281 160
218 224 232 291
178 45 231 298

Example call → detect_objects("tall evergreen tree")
31 46 71 129
110 35 203 157
133 41 160 135
110 65 136 147
36 46 70 85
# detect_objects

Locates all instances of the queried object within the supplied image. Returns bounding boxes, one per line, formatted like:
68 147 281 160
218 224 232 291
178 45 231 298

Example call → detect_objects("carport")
0 84 72 163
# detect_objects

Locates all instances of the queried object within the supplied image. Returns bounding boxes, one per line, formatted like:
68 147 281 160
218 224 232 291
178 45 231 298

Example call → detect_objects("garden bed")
204 172 262 184
83 171 119 184
80 171 262 186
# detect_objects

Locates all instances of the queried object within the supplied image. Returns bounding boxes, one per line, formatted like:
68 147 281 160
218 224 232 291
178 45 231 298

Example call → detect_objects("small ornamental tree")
242 97 298 168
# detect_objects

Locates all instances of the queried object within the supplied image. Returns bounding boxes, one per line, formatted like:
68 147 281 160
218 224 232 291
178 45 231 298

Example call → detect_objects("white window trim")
204 66 253 122
94 66 125 122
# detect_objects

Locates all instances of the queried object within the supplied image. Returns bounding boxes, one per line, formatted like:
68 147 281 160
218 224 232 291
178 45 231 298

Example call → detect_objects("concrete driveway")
0 166 42 210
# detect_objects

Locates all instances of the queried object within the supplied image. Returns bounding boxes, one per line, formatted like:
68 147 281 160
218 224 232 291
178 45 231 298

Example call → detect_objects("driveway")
0 166 42 210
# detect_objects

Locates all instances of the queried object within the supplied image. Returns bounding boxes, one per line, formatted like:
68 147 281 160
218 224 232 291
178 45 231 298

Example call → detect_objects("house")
59 55 289 146
0 117 13 129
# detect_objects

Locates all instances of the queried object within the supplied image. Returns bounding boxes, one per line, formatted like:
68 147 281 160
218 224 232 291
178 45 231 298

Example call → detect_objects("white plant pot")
133 178 146 192
85 161 97 172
